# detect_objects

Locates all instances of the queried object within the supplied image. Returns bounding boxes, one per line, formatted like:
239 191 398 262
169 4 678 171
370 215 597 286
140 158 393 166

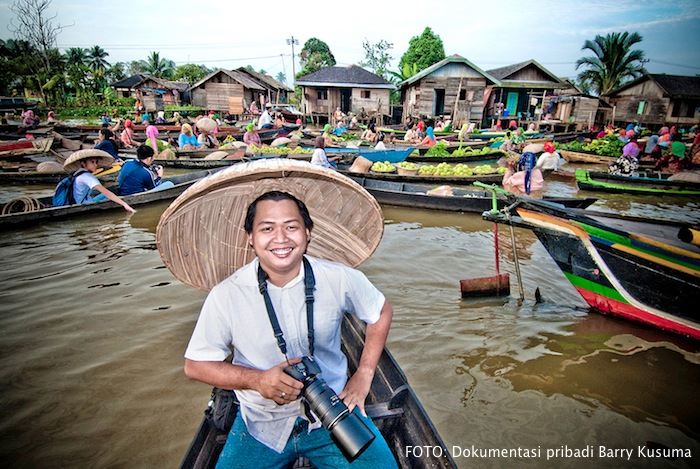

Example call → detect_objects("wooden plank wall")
402 77 486 124
204 83 244 111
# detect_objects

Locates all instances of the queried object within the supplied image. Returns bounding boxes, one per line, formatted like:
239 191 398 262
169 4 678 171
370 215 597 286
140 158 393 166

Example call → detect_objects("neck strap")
257 257 316 358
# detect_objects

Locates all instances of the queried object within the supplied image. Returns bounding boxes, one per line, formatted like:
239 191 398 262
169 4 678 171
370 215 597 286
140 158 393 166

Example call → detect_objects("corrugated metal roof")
296 65 393 87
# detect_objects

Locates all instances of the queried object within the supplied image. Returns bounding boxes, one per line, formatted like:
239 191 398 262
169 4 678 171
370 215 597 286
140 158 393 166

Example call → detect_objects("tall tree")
172 63 210 85
399 27 445 73
87 45 110 71
106 62 127 83
388 62 419 84
275 71 287 85
140 51 175 79
360 39 393 79
575 32 646 95
298 38 336 77
65 47 88 67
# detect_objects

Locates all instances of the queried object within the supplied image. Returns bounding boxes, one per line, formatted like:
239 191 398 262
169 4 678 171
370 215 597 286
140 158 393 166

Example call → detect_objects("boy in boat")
117 145 175 196
169 161 396 468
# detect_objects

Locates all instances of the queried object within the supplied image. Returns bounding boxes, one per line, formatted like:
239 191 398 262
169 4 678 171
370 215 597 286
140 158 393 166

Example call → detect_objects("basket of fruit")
370 161 396 173
396 162 419 176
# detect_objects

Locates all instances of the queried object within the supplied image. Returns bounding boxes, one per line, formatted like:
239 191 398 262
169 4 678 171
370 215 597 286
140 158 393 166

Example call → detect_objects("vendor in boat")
178 123 201 150
145 125 171 158
117 145 175 196
420 126 436 146
641 134 661 161
332 107 345 126
609 136 640 176
502 152 543 195
257 103 274 129
46 111 56 124
172 112 186 126
94 128 121 162
155 111 166 125
243 123 262 146
655 133 689 173
403 124 420 144
249 100 260 115
658 127 671 148
171 160 395 467
274 112 286 129
120 119 140 148
310 135 340 168
62 149 135 212
196 117 219 149
536 142 563 171
374 133 387 150
322 123 335 147
361 123 378 143
21 109 39 127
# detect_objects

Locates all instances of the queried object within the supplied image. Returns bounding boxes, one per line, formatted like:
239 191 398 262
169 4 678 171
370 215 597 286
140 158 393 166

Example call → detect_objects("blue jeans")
215 409 397 469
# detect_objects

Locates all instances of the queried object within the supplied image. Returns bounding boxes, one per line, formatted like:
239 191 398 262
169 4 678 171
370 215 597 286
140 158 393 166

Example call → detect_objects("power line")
648 59 700 70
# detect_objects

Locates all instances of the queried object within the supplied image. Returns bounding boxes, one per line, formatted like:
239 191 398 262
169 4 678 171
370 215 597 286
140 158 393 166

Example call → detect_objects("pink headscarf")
146 125 159 149
124 119 133 128
625 129 635 137
622 141 640 158
659 127 669 135
508 120 517 129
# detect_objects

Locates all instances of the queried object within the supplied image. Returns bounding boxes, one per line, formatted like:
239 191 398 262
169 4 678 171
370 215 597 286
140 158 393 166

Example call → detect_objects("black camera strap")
257 256 316 359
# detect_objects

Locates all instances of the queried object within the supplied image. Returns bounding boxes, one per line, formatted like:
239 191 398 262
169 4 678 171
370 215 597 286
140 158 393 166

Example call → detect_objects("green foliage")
276 71 287 85
360 39 393 79
560 135 624 156
87 45 110 71
575 32 646 96
140 51 175 79
298 38 336 77
399 27 445 73
172 63 210 84
56 105 133 119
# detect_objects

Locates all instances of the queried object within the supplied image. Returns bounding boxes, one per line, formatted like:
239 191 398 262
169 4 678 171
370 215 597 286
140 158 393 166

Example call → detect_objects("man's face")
247 199 310 281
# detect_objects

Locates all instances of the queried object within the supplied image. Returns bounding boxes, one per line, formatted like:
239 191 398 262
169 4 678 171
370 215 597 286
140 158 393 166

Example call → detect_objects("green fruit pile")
417 163 474 176
248 144 311 155
371 161 396 172
451 146 498 157
560 136 623 156
396 162 419 170
425 141 450 156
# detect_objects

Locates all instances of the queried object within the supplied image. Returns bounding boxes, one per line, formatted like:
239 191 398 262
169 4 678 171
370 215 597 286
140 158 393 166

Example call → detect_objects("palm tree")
575 32 646 96
65 47 88 67
87 45 110 71
388 62 419 85
140 51 175 79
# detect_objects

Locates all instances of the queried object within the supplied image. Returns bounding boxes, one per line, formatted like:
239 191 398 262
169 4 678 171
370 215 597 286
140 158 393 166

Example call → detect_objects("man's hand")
339 367 374 416
256 358 304 405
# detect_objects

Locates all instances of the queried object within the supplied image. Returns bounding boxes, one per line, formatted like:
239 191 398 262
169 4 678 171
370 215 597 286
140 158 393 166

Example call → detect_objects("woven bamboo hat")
196 117 217 132
63 149 115 172
156 159 384 291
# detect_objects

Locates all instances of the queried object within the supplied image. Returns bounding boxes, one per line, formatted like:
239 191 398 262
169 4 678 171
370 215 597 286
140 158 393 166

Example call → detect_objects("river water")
0 175 698 469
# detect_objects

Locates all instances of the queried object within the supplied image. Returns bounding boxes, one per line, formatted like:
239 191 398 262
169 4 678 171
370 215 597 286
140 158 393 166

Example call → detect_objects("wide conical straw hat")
156 158 384 291
63 149 115 172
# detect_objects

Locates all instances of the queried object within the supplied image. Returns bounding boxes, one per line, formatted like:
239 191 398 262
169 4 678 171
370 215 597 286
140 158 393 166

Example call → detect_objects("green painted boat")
575 169 700 196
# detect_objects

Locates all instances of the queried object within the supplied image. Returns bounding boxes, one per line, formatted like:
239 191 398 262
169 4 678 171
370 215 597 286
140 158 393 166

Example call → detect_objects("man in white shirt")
257 103 274 129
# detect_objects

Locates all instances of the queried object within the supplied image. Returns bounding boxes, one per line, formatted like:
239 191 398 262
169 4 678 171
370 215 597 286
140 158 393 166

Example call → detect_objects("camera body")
150 164 163 173
284 356 375 461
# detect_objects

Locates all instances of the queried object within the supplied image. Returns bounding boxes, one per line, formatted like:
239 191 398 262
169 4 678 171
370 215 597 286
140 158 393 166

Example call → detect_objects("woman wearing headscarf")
658 127 671 147
609 137 640 176
502 152 544 195
243 123 261 146
536 141 563 171
322 123 335 146
120 119 139 148
641 134 661 161
155 110 166 124
656 133 689 173
145 125 170 157
420 126 436 146
178 123 200 150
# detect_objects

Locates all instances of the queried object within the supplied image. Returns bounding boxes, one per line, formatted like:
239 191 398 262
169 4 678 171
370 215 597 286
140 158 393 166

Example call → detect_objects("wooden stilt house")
189 69 266 115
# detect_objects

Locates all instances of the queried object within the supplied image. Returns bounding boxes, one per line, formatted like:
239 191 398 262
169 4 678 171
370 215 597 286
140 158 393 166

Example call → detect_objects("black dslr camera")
284 356 375 461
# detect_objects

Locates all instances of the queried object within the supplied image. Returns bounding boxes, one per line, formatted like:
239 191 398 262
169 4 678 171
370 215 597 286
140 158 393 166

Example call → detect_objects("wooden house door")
340 89 351 113
505 92 518 116
434 89 445 116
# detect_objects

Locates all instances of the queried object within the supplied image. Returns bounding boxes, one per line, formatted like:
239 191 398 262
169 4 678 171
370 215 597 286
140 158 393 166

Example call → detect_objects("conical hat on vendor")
63 149 115 172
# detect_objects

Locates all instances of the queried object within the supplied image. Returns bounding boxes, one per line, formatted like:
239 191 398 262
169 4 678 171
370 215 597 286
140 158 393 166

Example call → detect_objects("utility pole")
286 36 299 82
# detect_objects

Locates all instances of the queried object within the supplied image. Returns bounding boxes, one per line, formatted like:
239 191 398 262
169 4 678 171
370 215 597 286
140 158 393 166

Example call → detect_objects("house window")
636 100 647 115
361 90 371 99
671 100 699 118
317 89 328 100
459 89 466 100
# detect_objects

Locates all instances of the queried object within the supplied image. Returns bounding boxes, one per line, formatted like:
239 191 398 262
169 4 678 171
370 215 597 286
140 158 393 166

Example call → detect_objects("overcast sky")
1 0 698 83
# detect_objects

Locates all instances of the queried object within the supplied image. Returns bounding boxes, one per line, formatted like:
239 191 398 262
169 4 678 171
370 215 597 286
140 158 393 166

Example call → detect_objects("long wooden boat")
0 169 217 228
338 167 503 185
483 199 700 340
325 147 415 163
467 130 542 140
348 176 597 213
395 140 489 155
0 168 120 184
576 169 700 196
407 150 505 164
560 149 615 164
180 314 457 469
0 137 54 158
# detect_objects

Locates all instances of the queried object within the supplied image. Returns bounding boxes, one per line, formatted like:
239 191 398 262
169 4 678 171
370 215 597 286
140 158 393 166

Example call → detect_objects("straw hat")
156 159 384 291
63 149 115 172
197 117 217 132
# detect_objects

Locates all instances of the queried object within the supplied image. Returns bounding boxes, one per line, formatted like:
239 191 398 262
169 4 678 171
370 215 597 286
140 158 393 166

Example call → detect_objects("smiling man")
173 160 396 468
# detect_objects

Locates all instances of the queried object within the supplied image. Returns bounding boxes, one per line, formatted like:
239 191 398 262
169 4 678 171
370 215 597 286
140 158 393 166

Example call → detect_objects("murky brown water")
0 175 699 469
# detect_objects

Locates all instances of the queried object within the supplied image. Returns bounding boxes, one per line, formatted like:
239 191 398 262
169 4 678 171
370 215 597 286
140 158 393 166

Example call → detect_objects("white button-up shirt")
185 256 385 453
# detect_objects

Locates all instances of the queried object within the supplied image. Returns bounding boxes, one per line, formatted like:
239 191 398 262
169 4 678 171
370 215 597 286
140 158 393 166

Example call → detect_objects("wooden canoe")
180 314 457 469
560 149 615 164
575 169 700 196
0 169 217 228
348 176 597 213
0 137 54 158
338 167 503 185
407 150 505 164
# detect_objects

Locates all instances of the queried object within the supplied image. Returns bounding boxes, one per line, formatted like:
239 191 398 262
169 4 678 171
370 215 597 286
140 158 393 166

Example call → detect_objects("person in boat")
62 149 135 212
508 120 517 131
511 127 526 150
332 107 345 127
94 128 121 161
120 119 140 148
249 100 260 115
172 112 186 126
155 111 166 124
641 134 661 161
178 123 201 150
434 117 445 131
141 111 151 126
145 125 172 158
658 126 671 148
442 118 453 133
257 103 274 129
46 110 56 124
100 111 112 127
180 174 395 468
374 132 387 151
403 124 420 144
274 112 286 129
22 109 39 127
321 123 335 147
502 153 543 195
416 120 426 139
358 107 368 125
420 126 436 147
536 142 563 171
527 122 536 132
196 117 220 149
243 123 262 146
310 136 340 169
656 133 689 173
117 145 175 196
608 137 640 176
